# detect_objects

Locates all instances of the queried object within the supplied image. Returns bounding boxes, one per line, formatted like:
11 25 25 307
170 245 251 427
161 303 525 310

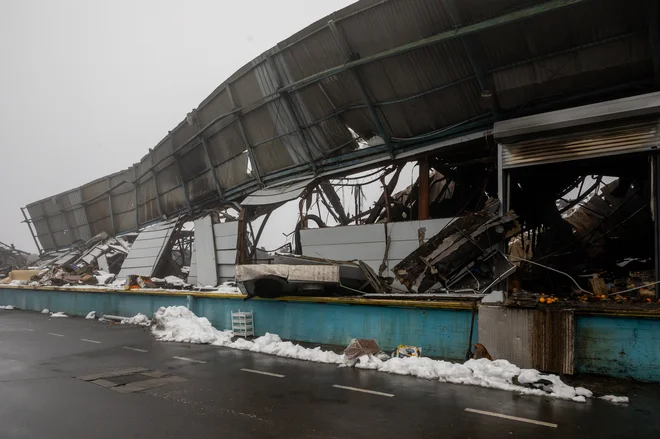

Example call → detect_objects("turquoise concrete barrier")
3 287 660 380
575 315 660 382
0 287 476 360
193 297 476 360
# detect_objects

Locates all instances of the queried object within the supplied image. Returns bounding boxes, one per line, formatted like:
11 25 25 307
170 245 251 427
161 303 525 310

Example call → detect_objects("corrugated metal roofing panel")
501 119 660 169
117 220 176 278
241 177 314 206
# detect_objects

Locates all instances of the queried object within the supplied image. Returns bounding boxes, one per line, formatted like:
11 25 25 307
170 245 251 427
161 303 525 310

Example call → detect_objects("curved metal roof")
24 0 658 251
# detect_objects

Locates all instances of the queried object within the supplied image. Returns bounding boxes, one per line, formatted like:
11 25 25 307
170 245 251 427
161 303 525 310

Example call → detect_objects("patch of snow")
41 309 49 314
94 271 115 285
8 280 27 286
151 306 232 344
164 276 185 286
213 282 241 294
50 312 68 318
0 305 15 310
226 332 345 364
600 395 629 404
121 313 151 326
85 311 96 320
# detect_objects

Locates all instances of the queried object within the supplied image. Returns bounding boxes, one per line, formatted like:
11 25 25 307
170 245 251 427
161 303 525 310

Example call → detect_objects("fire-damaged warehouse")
6 0 660 374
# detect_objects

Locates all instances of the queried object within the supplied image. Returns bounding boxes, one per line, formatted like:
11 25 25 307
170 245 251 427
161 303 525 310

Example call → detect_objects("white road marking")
80 339 102 344
464 408 558 428
173 356 207 364
240 368 285 378
123 346 148 353
47 333 65 337
332 384 394 397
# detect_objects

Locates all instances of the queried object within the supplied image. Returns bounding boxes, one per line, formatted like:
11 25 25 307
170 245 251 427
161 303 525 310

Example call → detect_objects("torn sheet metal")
241 178 315 206
393 210 520 294
117 220 177 278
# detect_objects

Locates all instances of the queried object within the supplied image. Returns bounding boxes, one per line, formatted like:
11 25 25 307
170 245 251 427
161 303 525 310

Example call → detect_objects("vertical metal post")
21 207 42 254
200 137 224 197
497 143 506 216
653 153 660 299
327 19 395 157
418 158 430 220
225 85 264 186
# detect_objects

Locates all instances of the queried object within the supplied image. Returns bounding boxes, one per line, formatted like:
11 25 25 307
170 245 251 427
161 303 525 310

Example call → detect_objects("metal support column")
497 143 507 216
20 207 42 254
418 158 430 220
225 85 264 186
327 19 395 157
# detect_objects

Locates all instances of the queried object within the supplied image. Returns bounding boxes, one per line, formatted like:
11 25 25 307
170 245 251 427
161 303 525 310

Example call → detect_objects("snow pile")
94 271 116 285
0 305 15 310
600 395 629 404
121 313 151 326
213 282 241 294
8 280 27 286
85 311 96 320
227 333 345 364
164 276 186 287
41 309 49 314
50 312 68 318
151 306 232 344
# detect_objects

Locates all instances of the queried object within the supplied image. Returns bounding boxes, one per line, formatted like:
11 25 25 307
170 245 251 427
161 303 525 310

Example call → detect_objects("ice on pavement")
41 309 49 314
0 305 15 310
148 306 626 404
50 312 68 318
121 313 151 326
600 395 629 404
85 311 96 320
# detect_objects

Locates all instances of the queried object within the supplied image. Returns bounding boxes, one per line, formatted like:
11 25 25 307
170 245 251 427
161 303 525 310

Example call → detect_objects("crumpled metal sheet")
236 264 339 283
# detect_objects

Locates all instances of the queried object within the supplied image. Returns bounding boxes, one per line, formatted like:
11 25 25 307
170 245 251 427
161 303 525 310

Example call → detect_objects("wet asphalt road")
0 310 658 439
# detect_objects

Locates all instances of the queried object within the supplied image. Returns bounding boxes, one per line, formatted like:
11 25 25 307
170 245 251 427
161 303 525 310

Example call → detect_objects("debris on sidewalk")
344 339 381 361
393 345 422 358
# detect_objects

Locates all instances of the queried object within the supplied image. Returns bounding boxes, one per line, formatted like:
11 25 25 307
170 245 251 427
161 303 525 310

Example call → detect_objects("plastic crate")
231 311 254 337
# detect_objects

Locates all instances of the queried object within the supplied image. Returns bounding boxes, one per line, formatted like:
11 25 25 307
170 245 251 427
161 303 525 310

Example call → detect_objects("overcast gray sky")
0 0 356 253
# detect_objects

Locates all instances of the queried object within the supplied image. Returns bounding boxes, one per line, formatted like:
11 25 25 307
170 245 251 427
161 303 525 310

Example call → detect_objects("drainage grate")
76 367 186 393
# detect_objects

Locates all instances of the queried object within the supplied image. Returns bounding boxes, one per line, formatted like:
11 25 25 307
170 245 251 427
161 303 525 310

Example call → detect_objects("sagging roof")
24 0 659 252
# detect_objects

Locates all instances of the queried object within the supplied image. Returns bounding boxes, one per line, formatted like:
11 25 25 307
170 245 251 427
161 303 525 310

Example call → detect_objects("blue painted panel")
0 288 186 318
575 315 660 382
194 298 477 360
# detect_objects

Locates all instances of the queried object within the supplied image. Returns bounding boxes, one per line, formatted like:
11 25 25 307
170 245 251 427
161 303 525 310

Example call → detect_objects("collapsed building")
6 0 660 378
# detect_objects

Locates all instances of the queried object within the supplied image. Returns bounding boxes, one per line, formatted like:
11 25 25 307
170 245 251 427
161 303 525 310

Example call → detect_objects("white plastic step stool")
231 311 254 337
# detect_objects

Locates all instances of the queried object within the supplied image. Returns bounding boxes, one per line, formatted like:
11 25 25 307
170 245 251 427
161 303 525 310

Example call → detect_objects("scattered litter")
344 339 381 361
41 309 49 314
600 395 629 404
50 312 68 318
0 305 15 310
121 313 151 326
393 345 422 358
85 311 96 320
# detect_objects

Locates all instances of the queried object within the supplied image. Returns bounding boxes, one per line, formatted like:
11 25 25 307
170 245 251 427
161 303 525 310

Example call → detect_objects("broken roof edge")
493 91 660 141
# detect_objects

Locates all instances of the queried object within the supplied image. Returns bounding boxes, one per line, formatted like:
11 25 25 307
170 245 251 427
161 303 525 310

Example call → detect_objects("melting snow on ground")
121 313 151 326
41 309 49 314
85 311 96 320
0 305 15 310
50 312 68 318
146 306 626 404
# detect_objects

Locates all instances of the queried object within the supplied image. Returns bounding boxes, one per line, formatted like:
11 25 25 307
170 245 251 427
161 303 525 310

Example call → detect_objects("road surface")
0 310 657 438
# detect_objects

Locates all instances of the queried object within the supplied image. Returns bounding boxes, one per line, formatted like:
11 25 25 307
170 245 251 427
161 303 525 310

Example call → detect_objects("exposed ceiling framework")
23 0 659 253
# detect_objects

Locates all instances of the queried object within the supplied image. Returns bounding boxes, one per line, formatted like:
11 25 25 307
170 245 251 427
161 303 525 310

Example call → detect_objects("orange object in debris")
539 297 546 303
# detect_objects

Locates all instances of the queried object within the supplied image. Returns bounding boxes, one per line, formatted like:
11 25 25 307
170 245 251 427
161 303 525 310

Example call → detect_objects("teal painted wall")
575 315 660 382
193 297 476 360
3 287 660 380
